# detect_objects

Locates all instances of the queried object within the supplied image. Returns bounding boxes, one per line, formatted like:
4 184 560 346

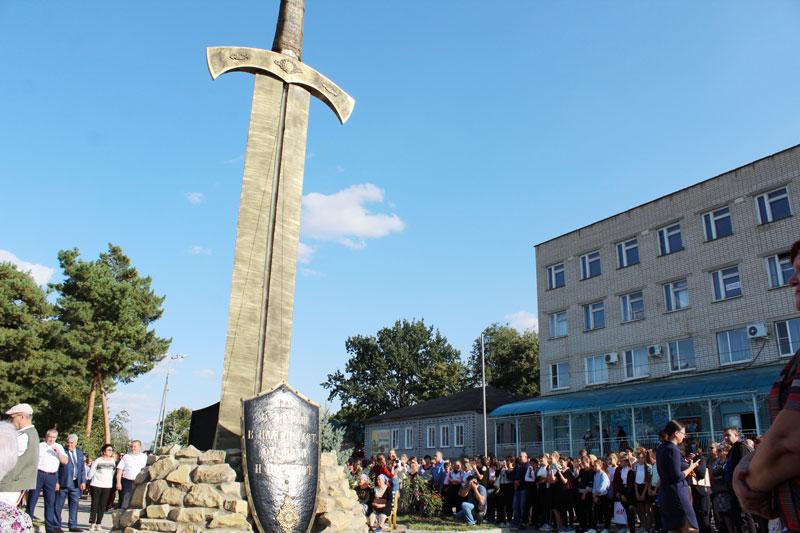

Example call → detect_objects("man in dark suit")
57 434 86 532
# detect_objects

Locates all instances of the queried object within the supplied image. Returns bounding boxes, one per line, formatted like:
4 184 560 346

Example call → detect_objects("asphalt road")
29 493 114 532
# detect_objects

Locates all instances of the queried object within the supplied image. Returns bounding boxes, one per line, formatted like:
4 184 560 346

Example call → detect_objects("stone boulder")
191 464 236 484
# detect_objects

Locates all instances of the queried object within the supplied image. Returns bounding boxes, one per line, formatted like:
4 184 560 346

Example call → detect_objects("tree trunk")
85 376 97 438
100 378 111 444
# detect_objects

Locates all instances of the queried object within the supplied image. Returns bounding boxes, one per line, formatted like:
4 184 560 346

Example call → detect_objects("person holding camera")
455 475 487 526
656 420 700 533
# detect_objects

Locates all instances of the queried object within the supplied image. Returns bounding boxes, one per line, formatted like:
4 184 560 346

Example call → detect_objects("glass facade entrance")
493 392 769 457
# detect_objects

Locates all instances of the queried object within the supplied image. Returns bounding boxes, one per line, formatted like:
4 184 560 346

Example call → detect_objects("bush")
398 475 443 518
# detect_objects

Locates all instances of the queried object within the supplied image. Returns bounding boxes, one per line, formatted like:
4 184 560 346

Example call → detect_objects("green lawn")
397 515 499 531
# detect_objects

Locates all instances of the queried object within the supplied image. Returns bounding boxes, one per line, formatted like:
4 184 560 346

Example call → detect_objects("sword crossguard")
207 46 354 125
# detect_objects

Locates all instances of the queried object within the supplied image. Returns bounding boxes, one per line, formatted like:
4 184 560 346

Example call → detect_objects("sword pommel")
272 0 304 61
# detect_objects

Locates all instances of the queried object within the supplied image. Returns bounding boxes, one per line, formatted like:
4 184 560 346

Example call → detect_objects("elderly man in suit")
57 434 86 532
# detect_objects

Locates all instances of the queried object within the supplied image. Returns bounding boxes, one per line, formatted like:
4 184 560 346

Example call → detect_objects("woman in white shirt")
87 444 116 531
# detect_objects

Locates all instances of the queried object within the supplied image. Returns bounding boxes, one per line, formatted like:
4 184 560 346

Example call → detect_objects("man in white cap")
0 403 39 506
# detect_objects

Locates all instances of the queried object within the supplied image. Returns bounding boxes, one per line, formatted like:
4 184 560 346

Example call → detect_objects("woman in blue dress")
656 420 701 532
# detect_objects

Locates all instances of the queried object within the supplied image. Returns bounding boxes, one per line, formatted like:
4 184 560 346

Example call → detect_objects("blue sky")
2 1 799 446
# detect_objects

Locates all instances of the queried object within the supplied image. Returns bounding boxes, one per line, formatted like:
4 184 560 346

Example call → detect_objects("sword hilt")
272 0 304 61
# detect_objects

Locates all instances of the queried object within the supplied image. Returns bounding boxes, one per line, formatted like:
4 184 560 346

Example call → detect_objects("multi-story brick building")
491 144 800 458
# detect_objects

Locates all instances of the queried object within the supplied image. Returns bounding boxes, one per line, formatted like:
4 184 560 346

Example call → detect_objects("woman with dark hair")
656 420 700 532
371 454 394 479
88 443 116 530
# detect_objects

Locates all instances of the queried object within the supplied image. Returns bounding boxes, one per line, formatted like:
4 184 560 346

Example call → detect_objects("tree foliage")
320 407 351 465
54 244 171 383
1 245 170 443
0 263 86 432
323 319 467 443
466 323 540 396
52 244 171 439
161 406 191 447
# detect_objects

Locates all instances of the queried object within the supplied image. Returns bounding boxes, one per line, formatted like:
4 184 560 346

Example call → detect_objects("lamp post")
153 354 187 450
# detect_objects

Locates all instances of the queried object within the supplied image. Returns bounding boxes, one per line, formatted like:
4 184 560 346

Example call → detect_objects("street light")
153 354 188 450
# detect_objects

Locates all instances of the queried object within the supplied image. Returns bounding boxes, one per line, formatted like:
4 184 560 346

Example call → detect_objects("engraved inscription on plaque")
242 384 320 533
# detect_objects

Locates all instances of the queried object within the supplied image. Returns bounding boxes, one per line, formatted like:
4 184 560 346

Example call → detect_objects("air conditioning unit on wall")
648 344 662 357
747 323 768 339
604 352 618 364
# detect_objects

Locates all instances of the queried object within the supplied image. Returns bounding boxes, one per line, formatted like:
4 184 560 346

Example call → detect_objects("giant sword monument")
207 0 353 531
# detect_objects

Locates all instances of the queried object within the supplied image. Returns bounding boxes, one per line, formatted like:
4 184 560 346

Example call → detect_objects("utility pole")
153 354 188 450
481 334 488 457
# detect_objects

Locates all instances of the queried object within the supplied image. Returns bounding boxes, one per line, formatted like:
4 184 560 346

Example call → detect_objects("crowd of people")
349 424 774 533
0 402 148 533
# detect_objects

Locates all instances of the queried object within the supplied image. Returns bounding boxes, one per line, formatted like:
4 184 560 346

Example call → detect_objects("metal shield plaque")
242 383 320 533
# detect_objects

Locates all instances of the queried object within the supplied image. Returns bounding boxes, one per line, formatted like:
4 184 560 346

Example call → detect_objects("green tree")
0 263 87 432
52 244 171 443
320 407 351 465
323 319 466 443
110 410 132 451
161 406 191 447
466 323 540 396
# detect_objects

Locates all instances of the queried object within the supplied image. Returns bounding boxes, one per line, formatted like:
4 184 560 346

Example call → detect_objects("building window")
617 238 640 268
767 253 794 288
664 279 689 311
711 265 742 300
580 250 602 279
703 207 733 241
757 187 791 224
404 427 413 449
583 301 605 331
426 426 436 448
717 328 752 365
551 362 570 390
620 291 645 322
669 338 696 372
776 318 800 357
624 347 649 379
454 423 464 447
547 263 565 289
585 354 608 385
391 428 400 450
658 224 683 255
550 310 568 338
440 425 451 448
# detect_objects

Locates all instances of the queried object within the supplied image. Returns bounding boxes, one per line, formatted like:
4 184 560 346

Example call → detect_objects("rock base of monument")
110 445 367 533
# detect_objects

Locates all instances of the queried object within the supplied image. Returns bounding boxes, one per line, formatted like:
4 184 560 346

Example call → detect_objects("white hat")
5 403 33 416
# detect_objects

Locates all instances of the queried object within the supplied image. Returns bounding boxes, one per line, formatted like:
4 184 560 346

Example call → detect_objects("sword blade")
216 73 310 447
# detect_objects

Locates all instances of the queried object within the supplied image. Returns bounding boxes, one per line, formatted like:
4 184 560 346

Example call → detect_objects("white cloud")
189 246 212 255
504 310 538 333
192 369 214 379
185 192 204 204
301 268 323 277
335 165 345 173
302 184 405 249
0 249 54 285
297 242 314 264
